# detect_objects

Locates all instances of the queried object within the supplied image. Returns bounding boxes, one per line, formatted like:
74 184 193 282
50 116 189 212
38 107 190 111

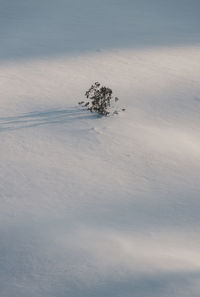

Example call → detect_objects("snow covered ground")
0 1 200 296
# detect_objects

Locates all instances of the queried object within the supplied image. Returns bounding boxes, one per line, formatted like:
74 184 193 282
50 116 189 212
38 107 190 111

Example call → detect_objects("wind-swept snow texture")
0 0 200 296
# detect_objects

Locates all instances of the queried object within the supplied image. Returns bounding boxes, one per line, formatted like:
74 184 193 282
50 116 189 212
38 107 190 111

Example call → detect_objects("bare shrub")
79 82 125 116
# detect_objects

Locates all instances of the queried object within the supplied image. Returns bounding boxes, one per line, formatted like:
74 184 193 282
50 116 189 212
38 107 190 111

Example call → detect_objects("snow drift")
0 0 200 296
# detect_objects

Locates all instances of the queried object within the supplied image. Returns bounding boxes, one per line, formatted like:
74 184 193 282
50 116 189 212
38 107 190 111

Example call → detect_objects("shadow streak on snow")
72 271 200 297
0 219 200 297
0 0 199 62
0 107 97 131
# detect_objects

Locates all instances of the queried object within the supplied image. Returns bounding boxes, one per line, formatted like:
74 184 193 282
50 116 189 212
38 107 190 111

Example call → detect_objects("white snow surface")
1 1 200 296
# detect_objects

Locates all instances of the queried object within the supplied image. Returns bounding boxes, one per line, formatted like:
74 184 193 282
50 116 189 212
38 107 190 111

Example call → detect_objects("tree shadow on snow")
0 107 98 131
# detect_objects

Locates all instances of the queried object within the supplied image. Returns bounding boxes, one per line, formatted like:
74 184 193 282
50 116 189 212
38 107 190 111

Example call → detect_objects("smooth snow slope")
0 1 200 297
